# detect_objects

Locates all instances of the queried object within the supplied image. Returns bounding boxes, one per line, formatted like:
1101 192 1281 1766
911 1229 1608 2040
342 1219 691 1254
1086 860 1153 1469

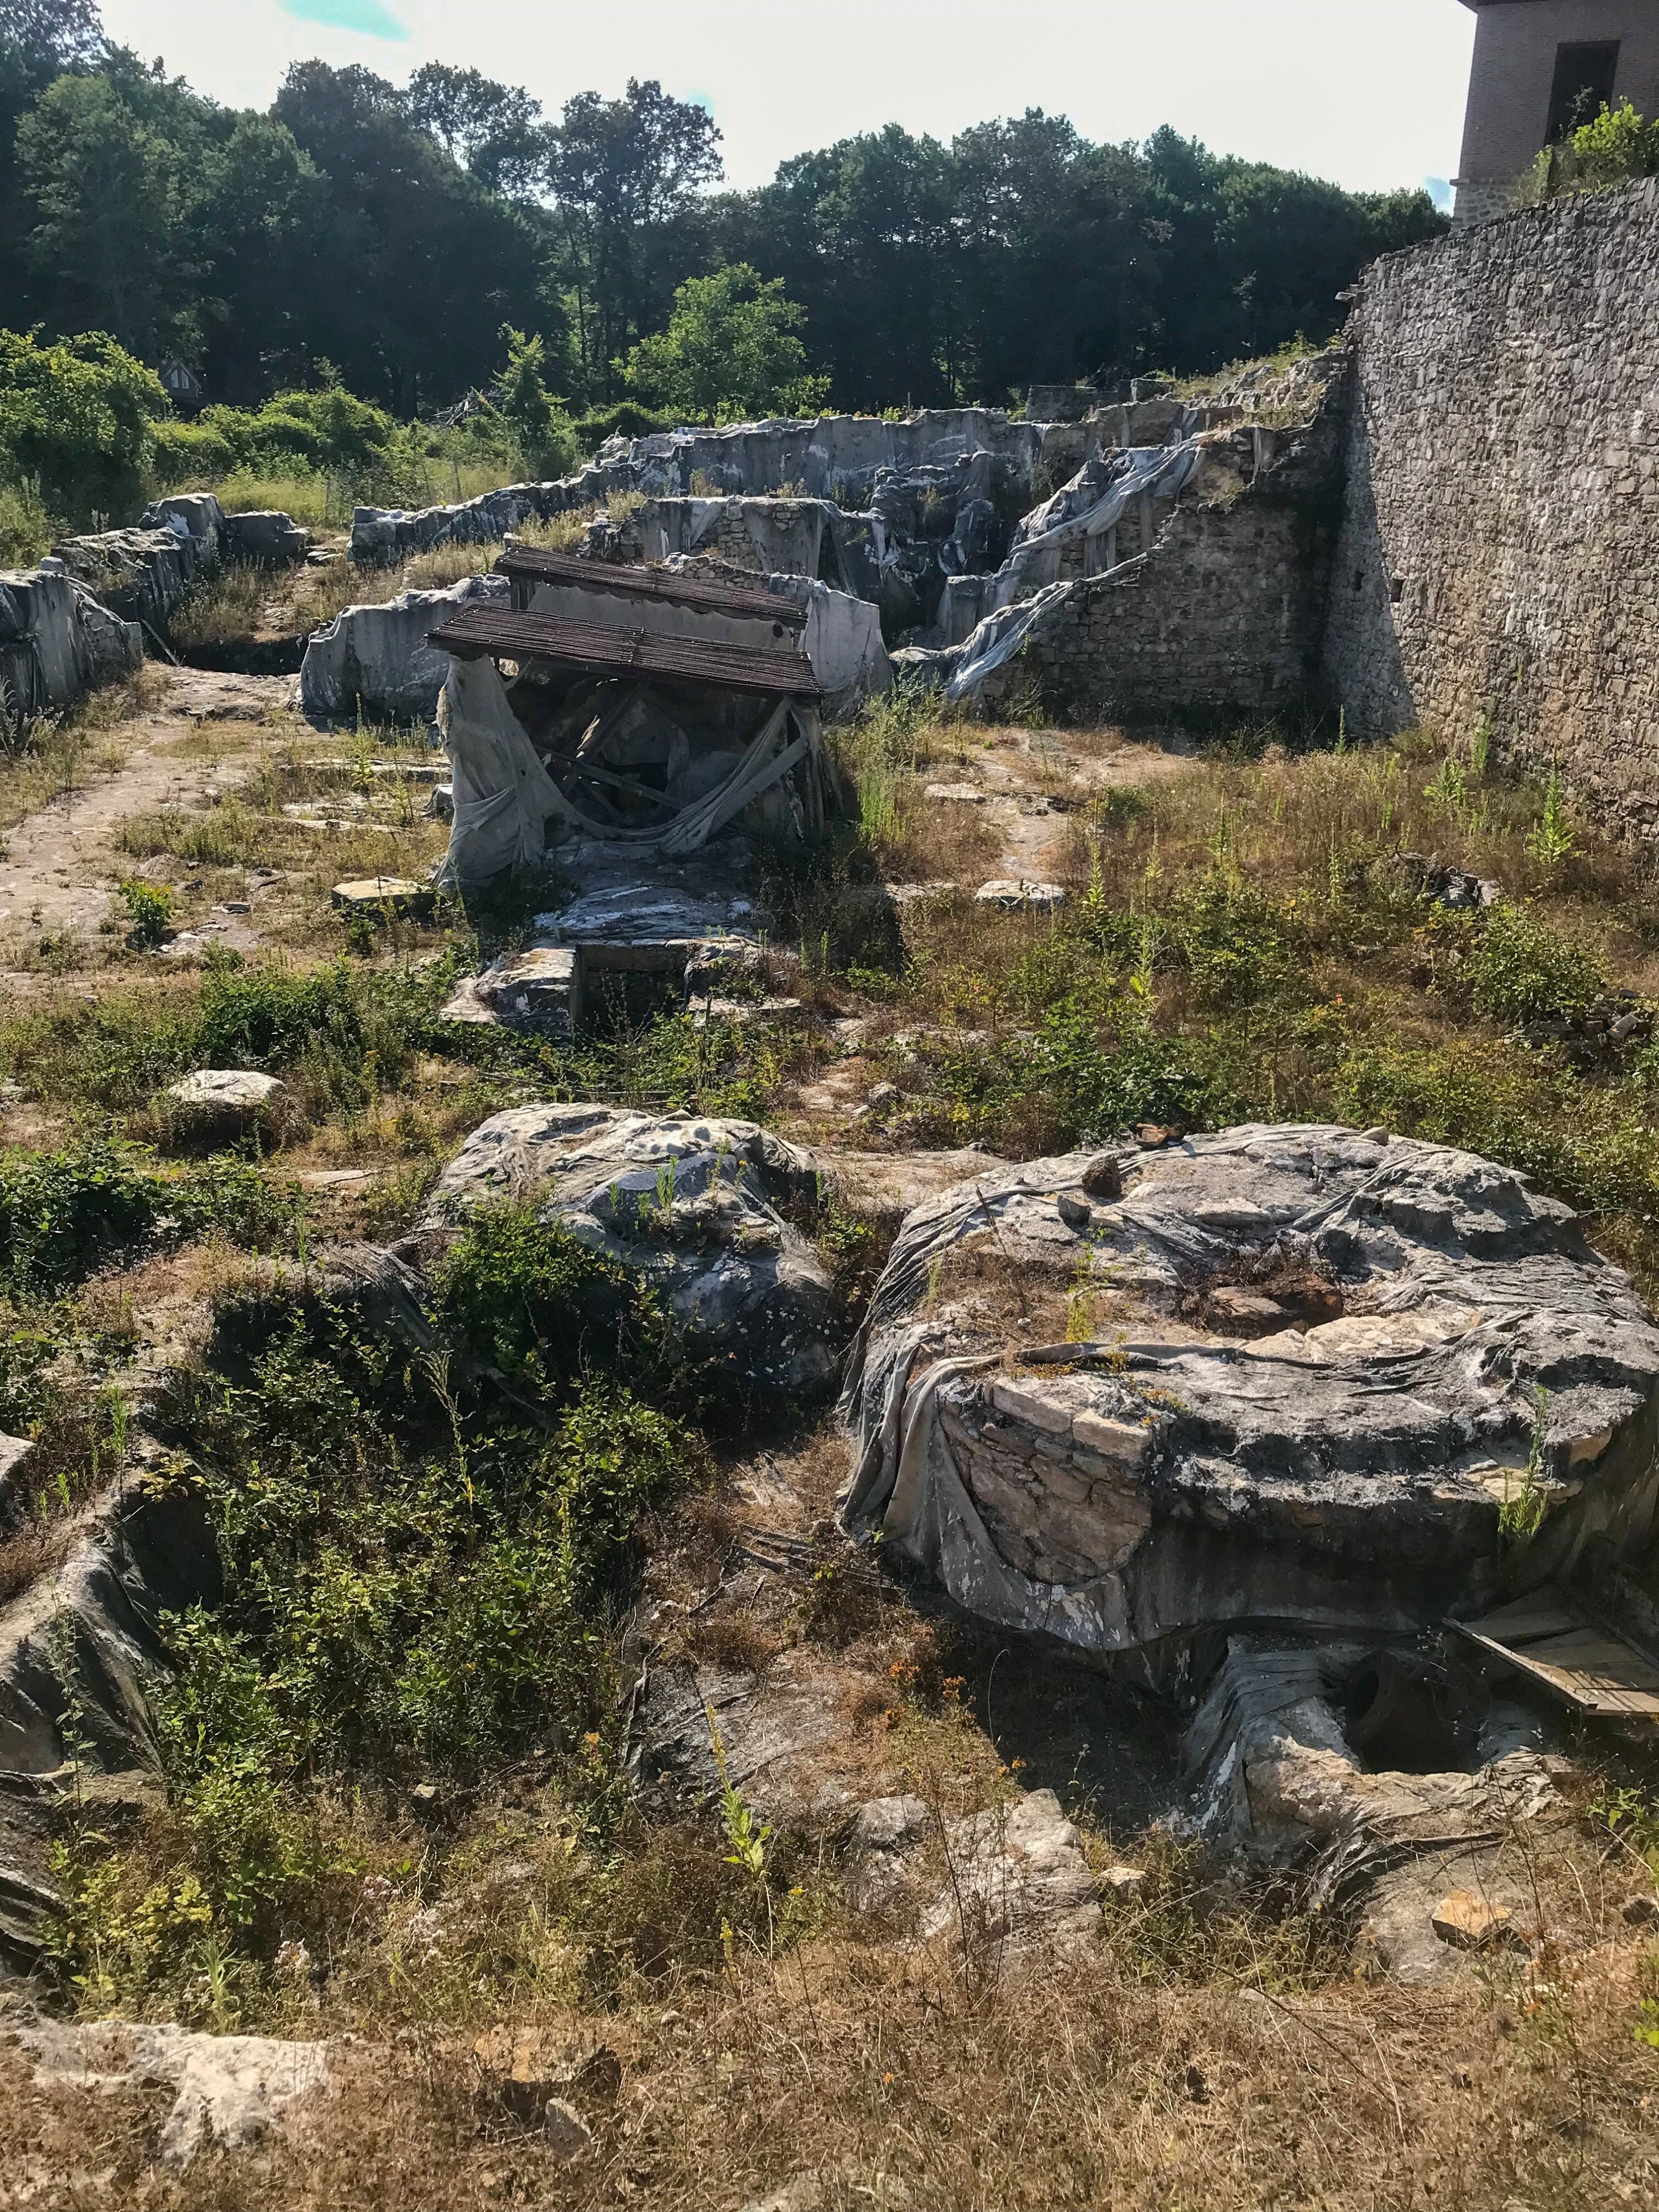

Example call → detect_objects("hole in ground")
1343 1651 1465 1773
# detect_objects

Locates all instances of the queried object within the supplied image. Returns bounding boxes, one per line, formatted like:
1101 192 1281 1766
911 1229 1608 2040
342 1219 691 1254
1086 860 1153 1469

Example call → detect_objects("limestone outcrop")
840 1124 1659 1656
0 565 142 738
300 571 509 723
420 1105 846 1397
6 2008 331 2169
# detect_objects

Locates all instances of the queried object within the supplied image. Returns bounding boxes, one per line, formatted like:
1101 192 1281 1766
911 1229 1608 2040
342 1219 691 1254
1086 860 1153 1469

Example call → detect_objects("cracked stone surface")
420 1105 846 1397
840 1123 1659 1655
846 1788 1100 1949
4 2008 330 2170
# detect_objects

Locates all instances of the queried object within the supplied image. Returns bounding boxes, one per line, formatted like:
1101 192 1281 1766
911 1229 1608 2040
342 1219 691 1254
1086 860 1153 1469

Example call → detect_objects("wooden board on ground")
1451 1587 1659 1719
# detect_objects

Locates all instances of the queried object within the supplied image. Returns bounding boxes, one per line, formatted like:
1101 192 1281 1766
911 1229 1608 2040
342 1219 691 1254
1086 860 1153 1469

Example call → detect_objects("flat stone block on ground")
331 877 435 917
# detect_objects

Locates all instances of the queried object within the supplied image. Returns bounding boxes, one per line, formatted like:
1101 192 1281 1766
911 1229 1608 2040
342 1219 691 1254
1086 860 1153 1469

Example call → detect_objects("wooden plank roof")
426 603 822 699
498 546 808 629
1451 1588 1659 1719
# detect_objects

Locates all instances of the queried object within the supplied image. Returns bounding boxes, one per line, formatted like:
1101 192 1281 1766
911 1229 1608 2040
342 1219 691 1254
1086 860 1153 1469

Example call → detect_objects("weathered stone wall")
1323 178 1659 832
977 416 1341 724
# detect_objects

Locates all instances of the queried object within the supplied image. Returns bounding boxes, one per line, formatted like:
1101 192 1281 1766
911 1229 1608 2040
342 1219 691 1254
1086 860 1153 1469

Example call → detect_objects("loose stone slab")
1432 1890 1513 1950
840 1123 1659 1655
164 1070 287 1126
9 2010 329 2171
975 878 1067 910
331 875 435 917
440 945 582 1039
925 784 986 804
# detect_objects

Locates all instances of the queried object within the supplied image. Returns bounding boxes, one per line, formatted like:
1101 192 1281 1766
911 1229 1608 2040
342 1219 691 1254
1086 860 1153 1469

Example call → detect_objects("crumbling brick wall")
978 416 1341 724
1323 178 1659 832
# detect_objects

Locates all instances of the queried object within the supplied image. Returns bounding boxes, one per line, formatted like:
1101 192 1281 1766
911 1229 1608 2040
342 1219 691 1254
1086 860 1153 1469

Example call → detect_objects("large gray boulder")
421 1104 845 1397
300 570 508 723
0 567 142 736
140 492 227 568
221 509 310 566
840 1124 1659 1656
48 526 199 632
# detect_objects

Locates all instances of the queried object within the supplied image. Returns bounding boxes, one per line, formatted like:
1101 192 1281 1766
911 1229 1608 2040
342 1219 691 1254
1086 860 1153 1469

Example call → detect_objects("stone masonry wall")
977 415 1341 725
1323 178 1659 832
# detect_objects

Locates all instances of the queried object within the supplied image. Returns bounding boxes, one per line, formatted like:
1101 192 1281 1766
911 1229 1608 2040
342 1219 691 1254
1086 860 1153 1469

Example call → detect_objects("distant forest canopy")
0 0 1447 419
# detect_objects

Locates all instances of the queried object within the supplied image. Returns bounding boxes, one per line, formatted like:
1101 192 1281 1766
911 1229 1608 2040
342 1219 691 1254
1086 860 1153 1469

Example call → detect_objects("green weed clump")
0 955 451 1115
431 1200 655 1400
116 878 175 950
1467 899 1606 1026
43 1279 701 2017
0 1142 302 1292
899 1008 1211 1155
0 478 59 568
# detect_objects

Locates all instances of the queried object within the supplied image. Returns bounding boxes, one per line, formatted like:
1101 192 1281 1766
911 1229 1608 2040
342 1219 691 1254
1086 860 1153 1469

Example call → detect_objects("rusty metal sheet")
426 604 822 699
498 546 807 628
1451 1588 1659 1719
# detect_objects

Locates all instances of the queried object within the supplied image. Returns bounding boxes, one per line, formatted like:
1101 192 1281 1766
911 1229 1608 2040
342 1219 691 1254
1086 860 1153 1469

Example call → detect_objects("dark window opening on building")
1547 42 1621 144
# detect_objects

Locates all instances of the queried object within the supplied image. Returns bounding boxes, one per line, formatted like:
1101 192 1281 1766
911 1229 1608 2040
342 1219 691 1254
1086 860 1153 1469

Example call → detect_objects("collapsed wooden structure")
427 557 839 868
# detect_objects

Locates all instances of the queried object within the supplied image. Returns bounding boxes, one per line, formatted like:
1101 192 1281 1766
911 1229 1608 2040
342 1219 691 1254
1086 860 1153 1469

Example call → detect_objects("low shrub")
431 1199 655 1401
1467 899 1606 1026
0 1141 303 1292
902 1007 1212 1155
0 478 60 568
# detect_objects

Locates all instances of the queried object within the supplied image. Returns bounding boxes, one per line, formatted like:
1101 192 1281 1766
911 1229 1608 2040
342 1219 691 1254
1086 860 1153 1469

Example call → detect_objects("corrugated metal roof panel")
426 604 823 699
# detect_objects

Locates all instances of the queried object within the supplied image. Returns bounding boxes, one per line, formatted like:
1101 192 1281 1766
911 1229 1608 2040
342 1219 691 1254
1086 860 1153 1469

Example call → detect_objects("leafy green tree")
488 325 576 475
719 124 959 411
12 65 198 359
273 59 555 414
546 78 723 401
0 324 166 521
194 111 333 403
405 61 547 199
623 263 827 422
0 0 102 146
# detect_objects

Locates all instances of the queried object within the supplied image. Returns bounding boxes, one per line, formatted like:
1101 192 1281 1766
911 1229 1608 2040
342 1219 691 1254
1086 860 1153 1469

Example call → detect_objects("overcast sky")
96 0 1477 203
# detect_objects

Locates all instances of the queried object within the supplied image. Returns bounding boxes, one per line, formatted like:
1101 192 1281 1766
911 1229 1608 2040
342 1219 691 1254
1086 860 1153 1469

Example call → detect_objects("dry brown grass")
6 1818 1655 2211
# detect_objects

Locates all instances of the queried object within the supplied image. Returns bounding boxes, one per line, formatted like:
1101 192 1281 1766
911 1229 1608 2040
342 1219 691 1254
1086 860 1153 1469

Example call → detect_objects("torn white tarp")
436 653 838 885
435 655 572 889
941 441 1201 702
759 574 891 717
944 581 1073 703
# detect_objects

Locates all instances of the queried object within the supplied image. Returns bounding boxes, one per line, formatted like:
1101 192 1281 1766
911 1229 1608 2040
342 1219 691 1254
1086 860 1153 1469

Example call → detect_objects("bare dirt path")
0 670 291 964
932 721 1199 884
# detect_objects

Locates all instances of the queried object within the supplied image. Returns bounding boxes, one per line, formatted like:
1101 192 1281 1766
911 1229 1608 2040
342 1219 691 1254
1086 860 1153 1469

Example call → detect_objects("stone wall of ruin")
1323 178 1659 830
976 416 1340 724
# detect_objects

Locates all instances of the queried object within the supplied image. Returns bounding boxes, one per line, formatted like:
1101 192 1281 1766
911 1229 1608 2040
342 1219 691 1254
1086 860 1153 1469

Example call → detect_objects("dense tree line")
0 0 1445 419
